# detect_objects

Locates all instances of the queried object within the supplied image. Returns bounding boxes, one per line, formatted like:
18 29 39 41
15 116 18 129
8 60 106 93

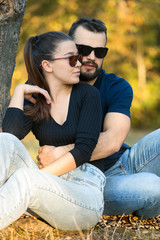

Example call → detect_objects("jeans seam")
0 200 22 220
105 196 159 207
34 185 100 211
136 151 160 173
13 152 28 166
63 176 101 190
81 164 106 183
120 163 127 175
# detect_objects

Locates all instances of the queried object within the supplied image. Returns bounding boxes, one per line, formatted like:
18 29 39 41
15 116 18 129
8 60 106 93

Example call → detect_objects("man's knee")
103 172 160 216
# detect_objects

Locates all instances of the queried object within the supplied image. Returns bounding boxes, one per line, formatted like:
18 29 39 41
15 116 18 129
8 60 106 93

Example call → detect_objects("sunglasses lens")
95 48 108 58
77 44 108 58
69 55 82 67
69 56 76 67
77 45 92 56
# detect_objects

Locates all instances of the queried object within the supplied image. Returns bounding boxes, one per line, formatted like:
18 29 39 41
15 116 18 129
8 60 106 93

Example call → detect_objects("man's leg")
103 172 160 218
126 128 160 175
103 129 160 219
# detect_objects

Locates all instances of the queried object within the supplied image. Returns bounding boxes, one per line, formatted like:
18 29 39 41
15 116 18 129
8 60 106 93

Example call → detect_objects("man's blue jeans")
103 128 160 219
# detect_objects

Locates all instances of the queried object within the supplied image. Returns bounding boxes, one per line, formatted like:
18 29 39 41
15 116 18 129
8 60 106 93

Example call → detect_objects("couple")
1 17 160 230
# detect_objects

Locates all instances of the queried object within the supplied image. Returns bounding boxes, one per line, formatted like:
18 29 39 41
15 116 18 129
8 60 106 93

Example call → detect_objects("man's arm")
37 112 130 167
90 112 130 161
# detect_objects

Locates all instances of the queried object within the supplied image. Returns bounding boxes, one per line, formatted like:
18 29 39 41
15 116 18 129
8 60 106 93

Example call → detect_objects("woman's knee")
13 168 35 185
0 132 20 150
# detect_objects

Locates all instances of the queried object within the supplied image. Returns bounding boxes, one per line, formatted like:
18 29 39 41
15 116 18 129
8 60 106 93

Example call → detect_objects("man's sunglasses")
76 44 108 58
43 55 82 67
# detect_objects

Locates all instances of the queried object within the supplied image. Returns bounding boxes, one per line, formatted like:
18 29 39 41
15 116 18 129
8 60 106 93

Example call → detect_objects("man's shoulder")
98 70 133 100
101 70 130 86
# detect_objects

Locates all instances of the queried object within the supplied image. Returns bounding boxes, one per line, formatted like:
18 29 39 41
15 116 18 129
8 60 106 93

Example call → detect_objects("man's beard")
79 61 102 82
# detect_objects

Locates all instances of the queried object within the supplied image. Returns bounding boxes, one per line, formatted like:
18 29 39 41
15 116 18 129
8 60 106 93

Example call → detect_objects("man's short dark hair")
68 17 107 42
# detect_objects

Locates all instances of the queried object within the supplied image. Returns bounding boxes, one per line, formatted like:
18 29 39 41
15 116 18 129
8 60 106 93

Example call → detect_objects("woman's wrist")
8 84 25 109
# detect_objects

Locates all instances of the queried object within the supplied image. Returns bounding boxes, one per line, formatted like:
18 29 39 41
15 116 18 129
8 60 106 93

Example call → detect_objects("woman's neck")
49 82 72 103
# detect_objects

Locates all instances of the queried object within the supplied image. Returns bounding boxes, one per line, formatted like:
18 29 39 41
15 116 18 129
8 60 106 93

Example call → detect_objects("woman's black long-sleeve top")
2 83 102 168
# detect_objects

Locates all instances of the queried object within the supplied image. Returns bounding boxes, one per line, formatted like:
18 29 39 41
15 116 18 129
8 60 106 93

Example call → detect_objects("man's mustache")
81 61 98 68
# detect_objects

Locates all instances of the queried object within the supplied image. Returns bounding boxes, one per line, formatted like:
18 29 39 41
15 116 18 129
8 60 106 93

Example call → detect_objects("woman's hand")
9 84 51 109
37 144 74 169
19 84 51 104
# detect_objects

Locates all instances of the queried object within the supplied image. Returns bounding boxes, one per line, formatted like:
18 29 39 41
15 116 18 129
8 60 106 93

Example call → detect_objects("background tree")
2 0 160 130
0 0 26 127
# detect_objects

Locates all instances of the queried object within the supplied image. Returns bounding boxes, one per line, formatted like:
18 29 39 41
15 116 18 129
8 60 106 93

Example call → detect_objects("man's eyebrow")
64 51 78 56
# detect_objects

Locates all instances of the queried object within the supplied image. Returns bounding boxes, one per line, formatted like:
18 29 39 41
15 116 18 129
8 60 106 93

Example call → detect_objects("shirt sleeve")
2 108 32 139
107 78 133 118
70 85 102 167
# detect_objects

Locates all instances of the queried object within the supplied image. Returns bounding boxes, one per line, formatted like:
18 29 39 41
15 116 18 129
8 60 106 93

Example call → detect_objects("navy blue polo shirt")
91 70 133 172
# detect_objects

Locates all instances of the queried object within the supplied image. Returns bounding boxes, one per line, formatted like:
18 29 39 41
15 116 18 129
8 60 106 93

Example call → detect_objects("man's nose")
87 50 96 61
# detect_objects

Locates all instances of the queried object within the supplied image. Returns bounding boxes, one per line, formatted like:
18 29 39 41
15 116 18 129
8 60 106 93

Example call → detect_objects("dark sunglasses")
76 44 108 58
43 55 82 67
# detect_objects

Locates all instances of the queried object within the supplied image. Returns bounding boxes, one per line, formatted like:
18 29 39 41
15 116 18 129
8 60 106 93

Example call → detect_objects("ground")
1 214 160 240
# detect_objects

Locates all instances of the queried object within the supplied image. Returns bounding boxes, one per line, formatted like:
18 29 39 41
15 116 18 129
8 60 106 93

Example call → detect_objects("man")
38 18 160 219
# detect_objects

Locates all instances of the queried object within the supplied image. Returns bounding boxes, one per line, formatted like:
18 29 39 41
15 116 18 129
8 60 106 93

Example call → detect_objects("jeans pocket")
119 149 130 174
104 160 124 178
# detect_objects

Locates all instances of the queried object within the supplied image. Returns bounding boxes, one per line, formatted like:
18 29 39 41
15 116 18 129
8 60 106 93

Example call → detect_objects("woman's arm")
41 152 76 176
2 84 51 139
9 84 51 109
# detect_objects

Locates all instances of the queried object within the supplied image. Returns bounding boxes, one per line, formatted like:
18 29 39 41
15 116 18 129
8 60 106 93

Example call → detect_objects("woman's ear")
41 60 53 73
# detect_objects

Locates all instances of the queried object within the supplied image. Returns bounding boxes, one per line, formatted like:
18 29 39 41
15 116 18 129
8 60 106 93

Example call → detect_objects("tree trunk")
0 0 26 128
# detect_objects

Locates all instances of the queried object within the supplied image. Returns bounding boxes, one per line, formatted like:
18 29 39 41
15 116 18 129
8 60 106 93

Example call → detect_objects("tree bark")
0 0 26 128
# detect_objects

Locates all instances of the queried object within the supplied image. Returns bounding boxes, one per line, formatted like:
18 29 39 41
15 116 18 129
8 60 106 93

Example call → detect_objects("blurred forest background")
11 0 160 130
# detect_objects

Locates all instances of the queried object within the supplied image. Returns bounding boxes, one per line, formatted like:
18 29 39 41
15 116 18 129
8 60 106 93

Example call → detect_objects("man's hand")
37 144 74 169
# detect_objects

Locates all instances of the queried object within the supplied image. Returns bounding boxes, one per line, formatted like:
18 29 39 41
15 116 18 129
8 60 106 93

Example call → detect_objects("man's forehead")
74 26 106 47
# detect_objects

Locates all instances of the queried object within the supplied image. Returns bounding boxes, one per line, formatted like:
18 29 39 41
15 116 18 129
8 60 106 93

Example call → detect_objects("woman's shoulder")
74 83 100 97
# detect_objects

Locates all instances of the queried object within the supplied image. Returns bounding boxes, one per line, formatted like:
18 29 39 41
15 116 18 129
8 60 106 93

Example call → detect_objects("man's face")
73 26 106 84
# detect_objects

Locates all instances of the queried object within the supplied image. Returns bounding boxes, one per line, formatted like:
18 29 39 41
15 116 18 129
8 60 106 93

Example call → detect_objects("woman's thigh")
0 164 105 230
28 164 106 230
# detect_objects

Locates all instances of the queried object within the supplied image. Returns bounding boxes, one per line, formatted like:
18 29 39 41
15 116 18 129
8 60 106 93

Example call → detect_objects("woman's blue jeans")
103 128 160 219
0 133 105 230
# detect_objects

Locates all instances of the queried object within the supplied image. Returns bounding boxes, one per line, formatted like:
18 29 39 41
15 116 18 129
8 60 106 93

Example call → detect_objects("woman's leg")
0 132 38 186
0 164 105 231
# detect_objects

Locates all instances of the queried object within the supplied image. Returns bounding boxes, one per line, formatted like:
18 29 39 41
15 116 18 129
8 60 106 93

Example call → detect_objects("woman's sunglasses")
76 44 108 58
43 55 82 67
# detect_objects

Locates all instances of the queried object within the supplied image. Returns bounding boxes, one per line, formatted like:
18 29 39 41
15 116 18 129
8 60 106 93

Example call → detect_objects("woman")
1 31 105 231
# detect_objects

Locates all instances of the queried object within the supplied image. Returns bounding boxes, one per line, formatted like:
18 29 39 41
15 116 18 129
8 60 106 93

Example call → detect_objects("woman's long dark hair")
24 31 72 122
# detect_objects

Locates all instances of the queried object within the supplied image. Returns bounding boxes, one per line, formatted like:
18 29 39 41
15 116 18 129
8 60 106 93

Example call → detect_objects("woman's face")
49 40 81 85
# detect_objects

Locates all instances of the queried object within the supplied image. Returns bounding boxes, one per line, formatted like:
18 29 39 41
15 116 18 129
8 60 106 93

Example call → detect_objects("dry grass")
1 215 160 240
